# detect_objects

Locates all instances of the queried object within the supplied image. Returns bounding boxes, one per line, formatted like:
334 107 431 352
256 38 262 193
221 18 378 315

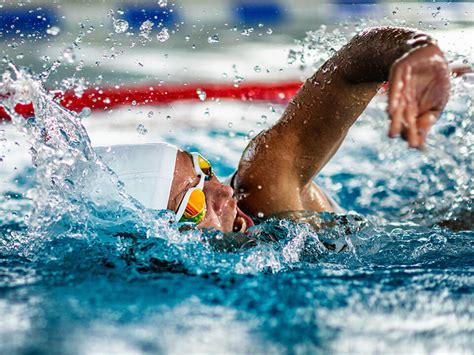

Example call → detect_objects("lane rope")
0 81 302 121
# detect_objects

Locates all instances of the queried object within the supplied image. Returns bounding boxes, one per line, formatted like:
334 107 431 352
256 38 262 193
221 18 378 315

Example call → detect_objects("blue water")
1 60 473 353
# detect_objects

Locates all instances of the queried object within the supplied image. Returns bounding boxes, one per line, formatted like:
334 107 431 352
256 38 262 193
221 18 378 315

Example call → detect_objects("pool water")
1 24 474 354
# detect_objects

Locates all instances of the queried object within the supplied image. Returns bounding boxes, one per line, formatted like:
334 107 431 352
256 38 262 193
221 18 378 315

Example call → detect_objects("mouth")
232 207 255 233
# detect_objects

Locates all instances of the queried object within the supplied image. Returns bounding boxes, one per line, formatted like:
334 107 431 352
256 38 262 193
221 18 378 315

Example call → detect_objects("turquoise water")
1 31 474 354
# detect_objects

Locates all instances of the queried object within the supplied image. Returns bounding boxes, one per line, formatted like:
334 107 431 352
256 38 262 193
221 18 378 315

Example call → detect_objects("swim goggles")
175 152 214 224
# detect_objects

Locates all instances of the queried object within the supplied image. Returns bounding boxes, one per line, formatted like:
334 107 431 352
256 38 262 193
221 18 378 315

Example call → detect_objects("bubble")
208 34 219 44
196 88 207 101
158 0 168 7
46 26 60 36
257 212 264 218
113 19 129 34
136 124 148 135
266 28 273 35
157 28 170 43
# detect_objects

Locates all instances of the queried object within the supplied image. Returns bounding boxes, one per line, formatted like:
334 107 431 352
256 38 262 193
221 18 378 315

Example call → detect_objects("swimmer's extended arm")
234 26 450 216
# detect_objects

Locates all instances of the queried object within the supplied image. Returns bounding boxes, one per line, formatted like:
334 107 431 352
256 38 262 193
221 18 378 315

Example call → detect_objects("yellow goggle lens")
180 188 207 223
197 155 213 178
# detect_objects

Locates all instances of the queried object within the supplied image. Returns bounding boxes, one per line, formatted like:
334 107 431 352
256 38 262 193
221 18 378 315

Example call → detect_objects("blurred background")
0 0 473 87
1 0 473 175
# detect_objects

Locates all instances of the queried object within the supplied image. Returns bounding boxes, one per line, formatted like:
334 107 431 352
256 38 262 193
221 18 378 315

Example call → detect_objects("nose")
203 181 235 208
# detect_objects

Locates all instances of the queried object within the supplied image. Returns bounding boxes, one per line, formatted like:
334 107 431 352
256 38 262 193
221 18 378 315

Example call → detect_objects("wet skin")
167 151 254 233
233 27 450 218
170 27 451 233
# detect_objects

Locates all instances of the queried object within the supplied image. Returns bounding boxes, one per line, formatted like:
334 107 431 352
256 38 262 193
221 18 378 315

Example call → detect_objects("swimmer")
98 26 451 244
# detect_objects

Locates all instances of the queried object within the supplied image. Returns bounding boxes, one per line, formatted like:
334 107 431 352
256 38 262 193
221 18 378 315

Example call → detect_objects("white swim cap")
94 143 178 210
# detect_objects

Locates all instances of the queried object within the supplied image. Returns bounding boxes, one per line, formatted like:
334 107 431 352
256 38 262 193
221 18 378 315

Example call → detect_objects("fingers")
388 64 419 146
404 69 420 148
417 111 438 147
388 65 406 138
449 63 472 77
388 96 405 138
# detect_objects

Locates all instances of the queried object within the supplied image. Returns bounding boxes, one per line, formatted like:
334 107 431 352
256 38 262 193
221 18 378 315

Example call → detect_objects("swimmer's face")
167 150 254 233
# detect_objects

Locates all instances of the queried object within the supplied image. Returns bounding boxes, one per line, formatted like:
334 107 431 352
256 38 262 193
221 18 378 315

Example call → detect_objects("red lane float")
0 81 303 122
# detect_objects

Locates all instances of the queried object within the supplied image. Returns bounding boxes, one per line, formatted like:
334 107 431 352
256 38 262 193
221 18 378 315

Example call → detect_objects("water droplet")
246 130 255 140
80 107 91 118
113 19 129 33
136 124 148 135
241 28 254 36
288 49 297 64
233 75 245 87
196 88 207 101
228 122 233 128
46 26 60 36
208 34 219 44
257 212 264 218
62 47 75 64
139 20 154 40
254 65 261 73
158 0 168 7
185 35 191 42
147 111 154 118
266 28 273 35
157 28 170 42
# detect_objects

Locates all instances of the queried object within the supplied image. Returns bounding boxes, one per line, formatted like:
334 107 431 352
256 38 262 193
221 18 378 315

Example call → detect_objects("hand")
387 44 450 148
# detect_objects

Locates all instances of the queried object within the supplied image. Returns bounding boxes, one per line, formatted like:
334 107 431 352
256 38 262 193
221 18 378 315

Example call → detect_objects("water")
1 27 474 354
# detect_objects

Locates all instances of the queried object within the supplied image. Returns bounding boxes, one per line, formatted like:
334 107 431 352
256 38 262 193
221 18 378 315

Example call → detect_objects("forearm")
338 26 436 84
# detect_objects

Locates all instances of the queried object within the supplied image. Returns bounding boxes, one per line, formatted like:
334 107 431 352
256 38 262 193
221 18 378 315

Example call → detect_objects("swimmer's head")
95 143 254 233
167 150 254 233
